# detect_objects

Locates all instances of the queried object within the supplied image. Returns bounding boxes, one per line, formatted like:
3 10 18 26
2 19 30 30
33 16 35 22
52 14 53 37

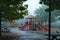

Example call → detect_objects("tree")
37 0 60 22
39 0 60 11
35 7 60 22
0 0 28 21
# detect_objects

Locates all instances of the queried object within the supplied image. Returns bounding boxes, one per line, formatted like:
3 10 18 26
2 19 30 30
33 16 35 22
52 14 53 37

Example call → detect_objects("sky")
23 0 42 16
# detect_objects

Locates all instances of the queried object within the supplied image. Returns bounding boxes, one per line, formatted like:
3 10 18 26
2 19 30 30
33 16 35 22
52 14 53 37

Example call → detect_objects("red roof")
26 15 35 19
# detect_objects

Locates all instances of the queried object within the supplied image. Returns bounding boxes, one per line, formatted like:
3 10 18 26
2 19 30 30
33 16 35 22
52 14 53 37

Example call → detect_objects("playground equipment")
19 15 48 32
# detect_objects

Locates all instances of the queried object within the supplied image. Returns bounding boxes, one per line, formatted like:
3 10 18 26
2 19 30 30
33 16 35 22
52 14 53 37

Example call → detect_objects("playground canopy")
26 15 35 19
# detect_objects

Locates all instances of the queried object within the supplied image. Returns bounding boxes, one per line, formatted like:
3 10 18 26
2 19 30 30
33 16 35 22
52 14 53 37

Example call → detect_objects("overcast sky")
23 0 42 16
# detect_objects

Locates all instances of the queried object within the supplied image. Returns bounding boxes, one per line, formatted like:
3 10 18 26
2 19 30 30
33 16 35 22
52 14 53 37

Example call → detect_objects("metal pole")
49 0 51 40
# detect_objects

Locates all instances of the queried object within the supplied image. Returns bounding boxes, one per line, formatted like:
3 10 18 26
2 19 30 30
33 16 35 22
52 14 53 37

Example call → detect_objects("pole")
49 0 51 40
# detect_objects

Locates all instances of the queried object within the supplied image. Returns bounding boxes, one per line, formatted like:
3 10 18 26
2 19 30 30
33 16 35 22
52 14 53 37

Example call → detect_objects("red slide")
39 24 48 31
20 21 29 30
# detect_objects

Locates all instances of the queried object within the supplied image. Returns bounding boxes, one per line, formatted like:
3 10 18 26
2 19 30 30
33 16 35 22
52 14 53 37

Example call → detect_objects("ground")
1 27 60 40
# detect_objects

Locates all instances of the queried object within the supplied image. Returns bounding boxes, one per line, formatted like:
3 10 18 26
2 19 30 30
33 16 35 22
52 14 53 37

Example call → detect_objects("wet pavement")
9 28 48 40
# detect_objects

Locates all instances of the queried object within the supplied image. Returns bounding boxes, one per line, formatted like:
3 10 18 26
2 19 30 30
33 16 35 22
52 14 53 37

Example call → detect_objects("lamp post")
39 0 51 40
49 0 51 39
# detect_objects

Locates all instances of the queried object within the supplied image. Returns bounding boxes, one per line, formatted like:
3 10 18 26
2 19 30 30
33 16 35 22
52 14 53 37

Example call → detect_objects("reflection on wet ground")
9 28 48 40
19 38 48 40
2 28 60 40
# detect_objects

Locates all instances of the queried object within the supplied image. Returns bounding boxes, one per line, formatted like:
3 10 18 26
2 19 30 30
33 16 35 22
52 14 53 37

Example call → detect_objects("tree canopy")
36 0 60 22
0 0 28 21
35 7 60 22
39 0 60 11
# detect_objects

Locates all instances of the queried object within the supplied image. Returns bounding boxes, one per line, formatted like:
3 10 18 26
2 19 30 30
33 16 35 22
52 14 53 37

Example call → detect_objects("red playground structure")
19 15 48 32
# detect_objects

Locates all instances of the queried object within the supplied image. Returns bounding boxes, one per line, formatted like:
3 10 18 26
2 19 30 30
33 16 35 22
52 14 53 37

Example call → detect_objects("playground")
18 15 60 34
1 15 60 40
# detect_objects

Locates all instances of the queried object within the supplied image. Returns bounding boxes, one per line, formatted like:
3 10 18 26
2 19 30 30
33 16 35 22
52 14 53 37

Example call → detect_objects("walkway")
9 28 48 40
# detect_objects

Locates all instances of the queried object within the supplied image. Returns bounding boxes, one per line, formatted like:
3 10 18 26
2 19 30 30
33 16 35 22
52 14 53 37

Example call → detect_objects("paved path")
9 28 48 40
2 28 60 40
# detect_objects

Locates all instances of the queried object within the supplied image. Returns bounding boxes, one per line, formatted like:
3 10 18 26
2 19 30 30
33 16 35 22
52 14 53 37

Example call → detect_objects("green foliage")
41 0 60 11
35 7 60 22
0 0 28 21
51 10 60 17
